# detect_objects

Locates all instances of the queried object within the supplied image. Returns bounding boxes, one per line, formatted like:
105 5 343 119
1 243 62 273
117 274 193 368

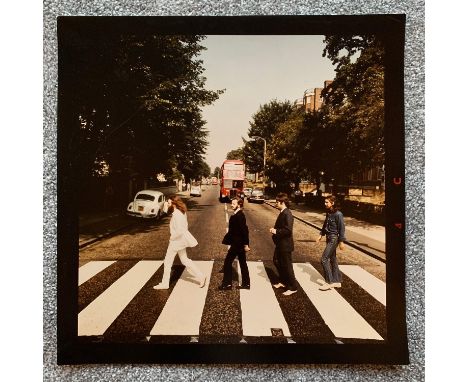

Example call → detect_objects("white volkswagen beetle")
126 190 166 219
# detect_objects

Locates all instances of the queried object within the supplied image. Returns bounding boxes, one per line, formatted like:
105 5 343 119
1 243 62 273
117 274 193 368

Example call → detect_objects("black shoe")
236 284 250 290
218 284 232 290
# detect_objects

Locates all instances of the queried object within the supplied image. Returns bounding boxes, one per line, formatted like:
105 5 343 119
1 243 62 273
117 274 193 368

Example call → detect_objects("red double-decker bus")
219 159 245 202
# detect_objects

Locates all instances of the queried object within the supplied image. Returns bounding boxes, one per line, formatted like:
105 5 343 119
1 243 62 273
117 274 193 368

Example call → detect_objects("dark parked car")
243 187 253 198
248 188 265 203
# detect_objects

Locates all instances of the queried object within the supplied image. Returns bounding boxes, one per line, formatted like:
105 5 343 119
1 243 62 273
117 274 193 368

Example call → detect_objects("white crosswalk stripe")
78 260 116 286
238 261 291 337
340 265 386 306
78 260 385 341
150 261 213 336
293 263 383 340
79 260 163 336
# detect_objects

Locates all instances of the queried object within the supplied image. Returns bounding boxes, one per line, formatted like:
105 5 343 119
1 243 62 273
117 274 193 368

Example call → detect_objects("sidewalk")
265 198 386 260
78 192 385 259
79 190 191 247
290 205 385 243
79 190 190 227
79 209 122 229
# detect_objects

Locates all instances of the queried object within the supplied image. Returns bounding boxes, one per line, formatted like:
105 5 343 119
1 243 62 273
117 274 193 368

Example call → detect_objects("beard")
167 205 175 215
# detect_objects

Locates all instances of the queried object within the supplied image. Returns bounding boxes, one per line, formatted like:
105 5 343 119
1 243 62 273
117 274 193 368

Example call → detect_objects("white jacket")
169 208 198 250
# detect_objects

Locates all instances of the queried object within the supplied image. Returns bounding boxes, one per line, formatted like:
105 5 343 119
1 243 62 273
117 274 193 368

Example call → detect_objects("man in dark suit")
219 197 251 290
269 192 298 296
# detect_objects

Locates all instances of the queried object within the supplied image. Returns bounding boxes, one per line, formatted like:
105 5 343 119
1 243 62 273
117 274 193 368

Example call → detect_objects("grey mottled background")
43 0 424 380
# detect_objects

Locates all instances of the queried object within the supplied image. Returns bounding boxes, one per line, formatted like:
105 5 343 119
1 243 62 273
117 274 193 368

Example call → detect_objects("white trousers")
160 244 204 287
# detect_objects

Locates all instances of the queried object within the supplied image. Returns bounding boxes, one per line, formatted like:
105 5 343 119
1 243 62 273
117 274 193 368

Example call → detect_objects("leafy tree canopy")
212 167 221 177
226 147 244 161
240 35 385 187
320 35 385 179
244 100 294 174
62 33 223 187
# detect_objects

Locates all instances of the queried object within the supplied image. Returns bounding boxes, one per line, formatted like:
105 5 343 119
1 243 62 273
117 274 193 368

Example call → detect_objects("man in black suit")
219 197 251 290
269 192 298 296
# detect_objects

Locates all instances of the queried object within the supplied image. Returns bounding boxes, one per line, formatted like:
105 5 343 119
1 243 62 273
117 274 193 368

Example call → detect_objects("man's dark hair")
276 192 290 208
233 196 244 208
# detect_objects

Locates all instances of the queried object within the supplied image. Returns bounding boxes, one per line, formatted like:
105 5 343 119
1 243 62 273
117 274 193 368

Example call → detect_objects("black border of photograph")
57 14 407 365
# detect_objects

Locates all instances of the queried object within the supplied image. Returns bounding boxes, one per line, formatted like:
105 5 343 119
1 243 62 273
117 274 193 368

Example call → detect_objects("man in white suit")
153 195 206 290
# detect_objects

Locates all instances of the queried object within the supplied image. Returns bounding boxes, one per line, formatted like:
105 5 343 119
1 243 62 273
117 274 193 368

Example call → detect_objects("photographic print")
57 15 408 364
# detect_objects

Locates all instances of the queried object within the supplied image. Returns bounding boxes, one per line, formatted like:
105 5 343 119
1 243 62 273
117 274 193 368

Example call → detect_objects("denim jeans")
321 234 342 283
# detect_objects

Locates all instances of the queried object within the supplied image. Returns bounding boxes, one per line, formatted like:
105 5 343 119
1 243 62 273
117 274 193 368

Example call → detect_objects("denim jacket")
320 210 346 242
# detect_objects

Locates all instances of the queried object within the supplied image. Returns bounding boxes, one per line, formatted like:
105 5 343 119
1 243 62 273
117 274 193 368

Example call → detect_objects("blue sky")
199 35 337 171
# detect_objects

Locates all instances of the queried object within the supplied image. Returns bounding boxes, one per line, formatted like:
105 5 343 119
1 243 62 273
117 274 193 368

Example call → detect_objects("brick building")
300 80 333 113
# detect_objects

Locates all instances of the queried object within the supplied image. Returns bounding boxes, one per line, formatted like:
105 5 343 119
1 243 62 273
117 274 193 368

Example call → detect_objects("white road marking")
150 261 213 336
78 261 116 286
340 265 386 306
78 260 163 336
239 262 291 337
293 263 383 340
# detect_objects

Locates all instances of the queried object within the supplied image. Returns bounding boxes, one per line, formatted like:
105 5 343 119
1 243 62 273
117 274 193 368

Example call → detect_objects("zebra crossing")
150 261 213 336
78 260 386 343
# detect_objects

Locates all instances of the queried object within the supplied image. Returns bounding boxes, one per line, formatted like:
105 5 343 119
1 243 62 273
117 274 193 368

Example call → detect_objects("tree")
226 147 244 160
212 167 221 178
243 100 294 175
320 35 385 182
59 26 223 207
200 161 211 178
267 109 308 186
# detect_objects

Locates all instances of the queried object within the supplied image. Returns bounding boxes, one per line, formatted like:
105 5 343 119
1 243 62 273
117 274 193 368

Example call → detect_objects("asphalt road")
80 186 384 274
78 185 387 344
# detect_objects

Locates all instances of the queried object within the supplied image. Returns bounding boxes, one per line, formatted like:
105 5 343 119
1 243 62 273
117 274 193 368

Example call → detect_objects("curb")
264 201 386 264
79 223 137 249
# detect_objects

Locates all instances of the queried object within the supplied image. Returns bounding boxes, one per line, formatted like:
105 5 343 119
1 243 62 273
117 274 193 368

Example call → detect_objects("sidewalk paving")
265 198 385 260
78 191 385 260
79 210 122 229
290 204 385 243
79 190 191 247
79 190 190 228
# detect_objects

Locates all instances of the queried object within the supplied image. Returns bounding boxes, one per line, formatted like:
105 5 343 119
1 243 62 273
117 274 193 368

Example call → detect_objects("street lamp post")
251 136 267 190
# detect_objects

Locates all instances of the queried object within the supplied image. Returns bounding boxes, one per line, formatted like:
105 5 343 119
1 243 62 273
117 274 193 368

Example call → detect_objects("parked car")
127 190 166 219
294 189 303 203
243 187 253 198
190 185 202 197
248 188 265 203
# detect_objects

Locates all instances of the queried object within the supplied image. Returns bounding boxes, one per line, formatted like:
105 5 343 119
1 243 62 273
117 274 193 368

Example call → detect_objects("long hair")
325 195 340 212
168 195 187 214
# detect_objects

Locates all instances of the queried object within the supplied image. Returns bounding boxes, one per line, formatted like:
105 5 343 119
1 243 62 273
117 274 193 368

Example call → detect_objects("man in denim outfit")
315 195 346 291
